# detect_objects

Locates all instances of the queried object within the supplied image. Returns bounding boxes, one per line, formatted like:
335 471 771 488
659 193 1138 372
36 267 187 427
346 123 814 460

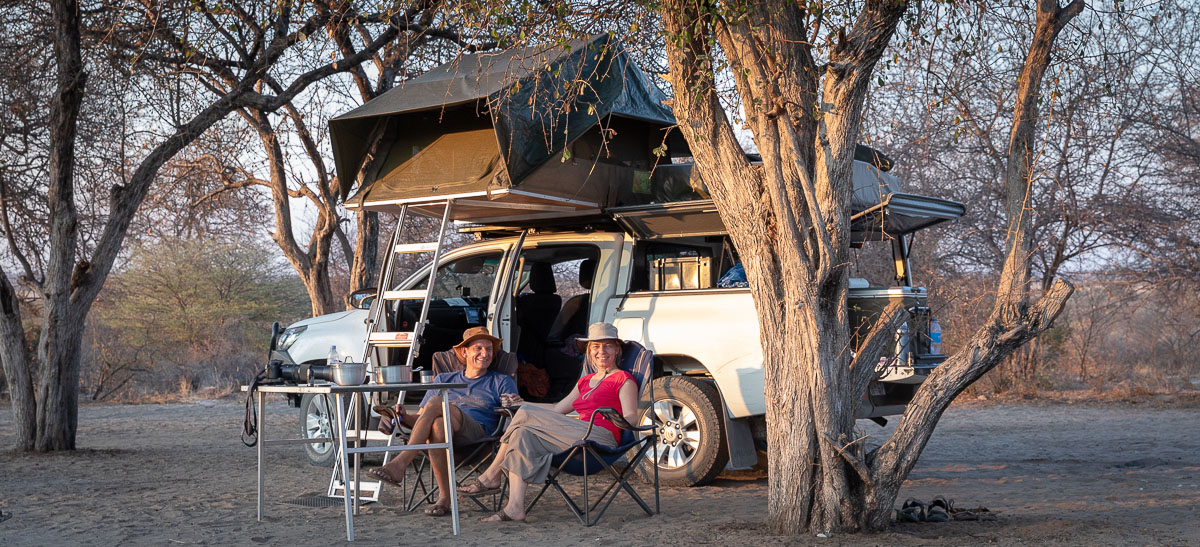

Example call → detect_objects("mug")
420 370 435 383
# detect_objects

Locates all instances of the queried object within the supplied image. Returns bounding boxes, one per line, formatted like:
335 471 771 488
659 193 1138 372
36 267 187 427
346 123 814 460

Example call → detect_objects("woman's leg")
471 440 510 489
480 470 527 521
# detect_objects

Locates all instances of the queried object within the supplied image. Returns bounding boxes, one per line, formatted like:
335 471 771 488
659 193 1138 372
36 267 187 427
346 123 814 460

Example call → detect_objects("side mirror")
347 288 377 310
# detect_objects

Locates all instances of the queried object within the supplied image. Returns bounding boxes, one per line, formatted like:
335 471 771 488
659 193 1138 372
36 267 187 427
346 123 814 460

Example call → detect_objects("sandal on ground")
480 509 523 522
897 498 926 522
457 479 502 496
925 504 950 522
367 467 403 488
896 506 923 523
423 504 450 517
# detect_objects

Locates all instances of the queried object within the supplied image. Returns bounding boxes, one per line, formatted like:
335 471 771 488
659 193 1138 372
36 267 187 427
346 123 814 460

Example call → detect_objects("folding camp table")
244 382 466 541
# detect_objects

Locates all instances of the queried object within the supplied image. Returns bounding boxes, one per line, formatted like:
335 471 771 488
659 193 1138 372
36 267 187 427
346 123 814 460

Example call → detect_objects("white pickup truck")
272 191 962 486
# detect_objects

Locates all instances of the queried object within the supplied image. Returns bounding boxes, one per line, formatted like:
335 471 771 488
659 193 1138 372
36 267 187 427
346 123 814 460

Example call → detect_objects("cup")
420 370 435 384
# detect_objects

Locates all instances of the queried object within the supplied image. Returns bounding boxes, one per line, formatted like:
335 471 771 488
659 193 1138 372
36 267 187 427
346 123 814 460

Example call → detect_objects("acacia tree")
0 0 421 451
186 5 479 315
658 0 1077 533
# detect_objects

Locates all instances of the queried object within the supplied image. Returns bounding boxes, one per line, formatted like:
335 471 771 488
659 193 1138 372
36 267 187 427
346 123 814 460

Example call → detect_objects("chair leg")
527 437 662 526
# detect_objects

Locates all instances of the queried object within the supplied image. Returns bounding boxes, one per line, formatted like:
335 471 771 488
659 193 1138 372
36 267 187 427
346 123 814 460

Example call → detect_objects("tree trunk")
0 274 36 450
349 209 379 295
661 0 904 533
660 0 1080 534
35 0 87 451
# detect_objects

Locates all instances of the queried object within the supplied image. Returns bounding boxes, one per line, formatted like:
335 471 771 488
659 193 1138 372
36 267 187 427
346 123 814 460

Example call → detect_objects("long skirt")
497 404 616 485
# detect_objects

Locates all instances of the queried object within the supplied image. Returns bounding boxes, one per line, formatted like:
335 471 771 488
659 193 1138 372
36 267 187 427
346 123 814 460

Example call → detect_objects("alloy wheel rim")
640 398 701 470
305 398 334 454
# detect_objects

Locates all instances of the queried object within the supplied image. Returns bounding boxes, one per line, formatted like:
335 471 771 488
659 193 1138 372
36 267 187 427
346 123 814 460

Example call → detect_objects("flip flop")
480 509 524 522
900 498 927 522
367 467 403 488
457 479 502 496
423 505 449 517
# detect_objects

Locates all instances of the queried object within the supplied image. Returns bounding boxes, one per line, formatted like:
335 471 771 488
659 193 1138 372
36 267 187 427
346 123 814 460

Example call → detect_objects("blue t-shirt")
419 370 517 433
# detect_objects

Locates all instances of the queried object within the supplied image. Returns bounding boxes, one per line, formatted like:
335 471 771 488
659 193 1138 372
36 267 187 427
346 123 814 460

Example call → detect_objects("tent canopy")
330 34 687 218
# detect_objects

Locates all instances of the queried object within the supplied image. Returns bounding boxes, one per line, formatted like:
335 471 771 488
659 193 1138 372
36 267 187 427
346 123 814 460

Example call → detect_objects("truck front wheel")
638 376 729 486
299 393 340 467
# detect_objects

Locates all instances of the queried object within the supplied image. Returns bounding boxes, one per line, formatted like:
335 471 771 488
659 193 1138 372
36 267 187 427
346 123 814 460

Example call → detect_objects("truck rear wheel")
637 376 729 486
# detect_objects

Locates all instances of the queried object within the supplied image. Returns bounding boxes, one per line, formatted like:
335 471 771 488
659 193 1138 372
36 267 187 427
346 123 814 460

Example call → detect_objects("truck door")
491 231 527 352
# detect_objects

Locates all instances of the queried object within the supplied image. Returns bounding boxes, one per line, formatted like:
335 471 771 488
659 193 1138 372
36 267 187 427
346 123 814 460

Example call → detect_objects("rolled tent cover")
329 33 685 214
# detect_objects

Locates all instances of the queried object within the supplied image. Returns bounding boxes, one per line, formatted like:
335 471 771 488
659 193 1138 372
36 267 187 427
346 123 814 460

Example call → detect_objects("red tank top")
573 369 634 442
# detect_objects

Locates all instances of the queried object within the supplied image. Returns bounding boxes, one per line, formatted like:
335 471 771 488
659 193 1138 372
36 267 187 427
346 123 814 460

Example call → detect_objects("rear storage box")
651 257 712 291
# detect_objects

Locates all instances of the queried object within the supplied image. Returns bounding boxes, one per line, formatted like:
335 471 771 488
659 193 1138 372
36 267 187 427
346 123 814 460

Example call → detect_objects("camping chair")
524 340 660 526
402 348 518 512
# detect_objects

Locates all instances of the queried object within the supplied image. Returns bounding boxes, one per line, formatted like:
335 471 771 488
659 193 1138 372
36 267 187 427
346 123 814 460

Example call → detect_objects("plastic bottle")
929 318 942 354
327 345 340 366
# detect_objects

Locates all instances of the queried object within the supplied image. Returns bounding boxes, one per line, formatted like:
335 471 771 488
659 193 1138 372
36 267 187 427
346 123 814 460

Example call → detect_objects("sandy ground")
1 397 1198 546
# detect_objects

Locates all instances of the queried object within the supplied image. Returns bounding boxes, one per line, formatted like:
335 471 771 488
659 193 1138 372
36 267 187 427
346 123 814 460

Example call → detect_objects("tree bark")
0 273 36 450
662 0 905 533
660 0 1080 534
998 0 1086 320
349 210 379 296
36 0 88 451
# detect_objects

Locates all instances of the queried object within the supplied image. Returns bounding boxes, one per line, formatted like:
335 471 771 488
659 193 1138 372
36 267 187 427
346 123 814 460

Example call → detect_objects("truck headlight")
277 325 307 351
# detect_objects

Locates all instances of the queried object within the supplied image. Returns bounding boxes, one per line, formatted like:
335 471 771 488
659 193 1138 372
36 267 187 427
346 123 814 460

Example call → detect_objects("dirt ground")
1 396 1198 546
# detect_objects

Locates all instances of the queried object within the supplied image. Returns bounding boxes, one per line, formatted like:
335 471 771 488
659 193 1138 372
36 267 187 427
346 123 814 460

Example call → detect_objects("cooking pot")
329 362 366 386
373 365 412 385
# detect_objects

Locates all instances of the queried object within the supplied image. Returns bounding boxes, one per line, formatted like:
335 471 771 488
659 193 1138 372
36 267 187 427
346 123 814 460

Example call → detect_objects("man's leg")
378 396 457 477
427 405 466 509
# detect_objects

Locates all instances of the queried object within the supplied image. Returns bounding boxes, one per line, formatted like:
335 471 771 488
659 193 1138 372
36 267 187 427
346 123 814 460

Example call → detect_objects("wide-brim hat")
574 322 622 353
454 326 502 355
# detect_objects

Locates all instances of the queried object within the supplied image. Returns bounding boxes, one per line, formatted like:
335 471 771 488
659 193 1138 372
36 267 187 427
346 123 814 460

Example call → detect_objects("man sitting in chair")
367 327 518 517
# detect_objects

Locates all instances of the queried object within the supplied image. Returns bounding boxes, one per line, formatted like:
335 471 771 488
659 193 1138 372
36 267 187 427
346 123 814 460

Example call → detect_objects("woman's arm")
551 383 581 414
504 382 580 414
618 379 639 425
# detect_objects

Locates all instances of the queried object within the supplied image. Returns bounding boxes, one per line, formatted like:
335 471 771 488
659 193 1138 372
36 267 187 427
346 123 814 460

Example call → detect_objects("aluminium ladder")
328 200 456 502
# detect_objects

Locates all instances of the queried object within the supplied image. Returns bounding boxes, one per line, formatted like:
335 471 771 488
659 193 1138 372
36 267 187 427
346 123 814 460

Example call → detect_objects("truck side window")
631 241 717 291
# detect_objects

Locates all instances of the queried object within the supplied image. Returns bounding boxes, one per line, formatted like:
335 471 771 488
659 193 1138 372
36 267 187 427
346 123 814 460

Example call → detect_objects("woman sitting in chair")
460 322 639 522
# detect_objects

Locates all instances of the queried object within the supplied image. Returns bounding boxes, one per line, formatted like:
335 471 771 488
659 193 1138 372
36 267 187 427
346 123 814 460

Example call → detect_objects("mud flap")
717 392 758 470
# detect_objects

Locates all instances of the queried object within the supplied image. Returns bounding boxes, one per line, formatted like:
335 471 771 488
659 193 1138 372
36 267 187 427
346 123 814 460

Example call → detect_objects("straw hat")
574 322 622 353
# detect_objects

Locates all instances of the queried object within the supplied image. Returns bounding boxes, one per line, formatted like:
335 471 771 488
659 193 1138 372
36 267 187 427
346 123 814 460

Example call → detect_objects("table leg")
257 390 265 521
442 388 459 535
335 393 354 542
352 392 361 516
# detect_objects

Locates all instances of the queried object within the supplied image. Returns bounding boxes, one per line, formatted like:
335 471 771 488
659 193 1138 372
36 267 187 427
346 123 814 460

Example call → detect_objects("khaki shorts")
454 410 487 445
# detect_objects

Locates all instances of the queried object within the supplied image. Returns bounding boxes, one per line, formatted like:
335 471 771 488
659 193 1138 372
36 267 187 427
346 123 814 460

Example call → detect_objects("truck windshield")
410 252 503 302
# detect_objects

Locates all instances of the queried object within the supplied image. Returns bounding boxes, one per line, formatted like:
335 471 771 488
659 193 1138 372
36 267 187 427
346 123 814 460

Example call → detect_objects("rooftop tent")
330 34 688 220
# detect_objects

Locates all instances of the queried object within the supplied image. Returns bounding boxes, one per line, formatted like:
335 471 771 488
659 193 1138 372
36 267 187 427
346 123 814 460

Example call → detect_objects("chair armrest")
595 407 655 432
494 405 520 417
